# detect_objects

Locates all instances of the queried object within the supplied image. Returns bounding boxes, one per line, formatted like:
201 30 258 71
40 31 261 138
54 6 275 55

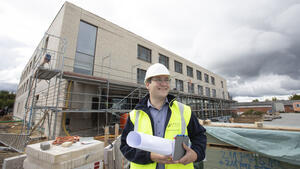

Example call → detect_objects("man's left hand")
178 143 197 165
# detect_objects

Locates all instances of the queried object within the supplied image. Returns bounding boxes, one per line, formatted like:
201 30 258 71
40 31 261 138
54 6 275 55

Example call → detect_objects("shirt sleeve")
187 112 207 162
120 116 153 164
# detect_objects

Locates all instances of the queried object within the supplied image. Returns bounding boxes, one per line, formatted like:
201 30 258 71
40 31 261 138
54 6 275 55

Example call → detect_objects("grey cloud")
0 82 18 92
0 36 27 70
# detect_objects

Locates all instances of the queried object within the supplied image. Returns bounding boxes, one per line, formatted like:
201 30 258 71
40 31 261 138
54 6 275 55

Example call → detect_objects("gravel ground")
263 113 300 128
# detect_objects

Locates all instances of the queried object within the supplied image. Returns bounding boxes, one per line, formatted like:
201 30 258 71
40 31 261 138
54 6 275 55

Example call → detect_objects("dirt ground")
0 149 23 169
0 115 24 169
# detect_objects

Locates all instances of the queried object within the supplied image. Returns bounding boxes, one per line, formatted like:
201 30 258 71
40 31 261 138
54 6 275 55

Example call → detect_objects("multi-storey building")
13 2 233 138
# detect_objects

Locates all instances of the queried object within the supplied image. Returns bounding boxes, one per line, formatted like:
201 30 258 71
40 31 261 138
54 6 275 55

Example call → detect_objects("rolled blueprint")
126 131 174 155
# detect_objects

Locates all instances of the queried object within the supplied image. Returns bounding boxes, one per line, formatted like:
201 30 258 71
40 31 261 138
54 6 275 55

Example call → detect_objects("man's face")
146 75 170 99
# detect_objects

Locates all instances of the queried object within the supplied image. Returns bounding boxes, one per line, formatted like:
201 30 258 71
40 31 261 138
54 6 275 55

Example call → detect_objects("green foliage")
242 109 265 116
289 94 300 100
272 97 277 101
252 99 259 102
265 98 270 102
0 90 16 110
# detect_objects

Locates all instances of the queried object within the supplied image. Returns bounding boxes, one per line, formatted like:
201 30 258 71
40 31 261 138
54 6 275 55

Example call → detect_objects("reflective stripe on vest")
134 102 185 134
129 101 194 169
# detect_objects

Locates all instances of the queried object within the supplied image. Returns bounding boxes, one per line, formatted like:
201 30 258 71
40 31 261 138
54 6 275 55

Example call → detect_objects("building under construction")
13 2 234 139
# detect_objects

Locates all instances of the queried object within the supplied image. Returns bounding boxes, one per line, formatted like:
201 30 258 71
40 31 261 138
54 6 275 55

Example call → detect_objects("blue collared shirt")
147 98 169 169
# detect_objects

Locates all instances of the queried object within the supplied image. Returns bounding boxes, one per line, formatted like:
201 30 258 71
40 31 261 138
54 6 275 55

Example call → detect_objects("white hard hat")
144 63 170 84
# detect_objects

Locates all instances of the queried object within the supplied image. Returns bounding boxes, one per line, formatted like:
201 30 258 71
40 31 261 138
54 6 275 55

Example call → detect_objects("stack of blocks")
23 140 104 169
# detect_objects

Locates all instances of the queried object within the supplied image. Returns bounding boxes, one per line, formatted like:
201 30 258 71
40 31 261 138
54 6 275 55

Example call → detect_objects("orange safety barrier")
120 113 128 129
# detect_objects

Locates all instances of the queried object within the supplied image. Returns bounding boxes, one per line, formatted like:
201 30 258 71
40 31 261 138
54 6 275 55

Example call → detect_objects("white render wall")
60 2 228 99
13 2 230 136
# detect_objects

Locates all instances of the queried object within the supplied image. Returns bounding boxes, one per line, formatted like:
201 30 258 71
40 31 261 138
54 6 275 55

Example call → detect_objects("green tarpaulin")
205 126 300 166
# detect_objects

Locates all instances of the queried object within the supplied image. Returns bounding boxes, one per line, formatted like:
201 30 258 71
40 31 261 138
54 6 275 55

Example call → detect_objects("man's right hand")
150 152 178 164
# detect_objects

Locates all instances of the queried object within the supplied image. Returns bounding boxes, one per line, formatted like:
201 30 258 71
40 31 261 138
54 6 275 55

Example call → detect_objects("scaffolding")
14 33 235 148
22 32 66 140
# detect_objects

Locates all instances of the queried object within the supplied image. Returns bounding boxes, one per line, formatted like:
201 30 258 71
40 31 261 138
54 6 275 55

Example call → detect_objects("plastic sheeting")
205 126 300 166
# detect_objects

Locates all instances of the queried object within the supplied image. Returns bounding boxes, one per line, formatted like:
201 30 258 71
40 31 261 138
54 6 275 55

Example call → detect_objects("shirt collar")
147 98 169 108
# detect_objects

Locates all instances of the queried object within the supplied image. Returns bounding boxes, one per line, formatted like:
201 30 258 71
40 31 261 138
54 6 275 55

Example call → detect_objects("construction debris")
52 136 80 145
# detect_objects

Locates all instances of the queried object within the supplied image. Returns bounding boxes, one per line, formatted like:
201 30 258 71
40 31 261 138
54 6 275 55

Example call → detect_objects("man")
120 63 206 169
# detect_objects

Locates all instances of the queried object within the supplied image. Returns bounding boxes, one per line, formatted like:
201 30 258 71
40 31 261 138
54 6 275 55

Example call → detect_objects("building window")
175 79 184 91
211 76 215 85
221 81 224 88
197 70 202 80
159 54 169 69
222 91 225 99
205 87 210 97
137 68 146 84
174 60 182 74
187 66 193 78
297 104 300 108
212 89 216 97
74 21 97 75
204 73 209 83
188 82 194 94
198 85 203 95
138 45 151 63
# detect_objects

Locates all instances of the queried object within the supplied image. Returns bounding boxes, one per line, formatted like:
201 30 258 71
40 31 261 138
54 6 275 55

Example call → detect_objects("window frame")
74 20 97 75
174 60 183 74
212 89 216 97
137 44 152 63
204 73 209 83
198 85 203 95
211 76 215 85
188 82 195 94
197 70 202 80
137 68 146 84
205 87 211 97
159 53 169 69
175 79 184 91
187 66 194 78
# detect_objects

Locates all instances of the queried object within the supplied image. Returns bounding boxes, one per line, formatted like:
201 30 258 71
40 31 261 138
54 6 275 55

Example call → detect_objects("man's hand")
150 152 178 164
178 143 197 165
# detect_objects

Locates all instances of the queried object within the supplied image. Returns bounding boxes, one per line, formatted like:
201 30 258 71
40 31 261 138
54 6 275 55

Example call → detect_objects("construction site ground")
0 115 23 169
0 115 50 169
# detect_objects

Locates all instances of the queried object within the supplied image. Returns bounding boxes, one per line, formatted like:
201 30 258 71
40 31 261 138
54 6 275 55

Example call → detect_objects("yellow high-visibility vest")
129 100 194 169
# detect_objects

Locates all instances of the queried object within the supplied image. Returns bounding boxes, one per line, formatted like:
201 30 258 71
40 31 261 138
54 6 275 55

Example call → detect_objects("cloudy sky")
1 0 300 102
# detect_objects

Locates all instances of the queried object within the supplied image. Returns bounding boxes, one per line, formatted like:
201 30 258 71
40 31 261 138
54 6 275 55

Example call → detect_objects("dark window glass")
211 76 215 85
212 89 216 97
222 91 225 99
137 68 146 84
159 54 169 69
197 70 202 80
174 60 182 73
188 82 194 93
198 85 203 95
205 87 210 97
187 66 193 77
175 79 184 91
74 21 97 75
204 73 209 83
138 45 151 63
221 81 224 88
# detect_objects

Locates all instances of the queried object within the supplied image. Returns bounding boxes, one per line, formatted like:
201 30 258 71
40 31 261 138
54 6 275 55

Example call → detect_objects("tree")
265 98 270 102
272 97 277 101
0 90 16 110
289 94 300 100
252 99 259 102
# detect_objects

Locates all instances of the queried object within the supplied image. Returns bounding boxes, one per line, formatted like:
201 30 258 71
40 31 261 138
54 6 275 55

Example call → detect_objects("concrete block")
25 149 102 169
3 154 27 169
25 140 104 164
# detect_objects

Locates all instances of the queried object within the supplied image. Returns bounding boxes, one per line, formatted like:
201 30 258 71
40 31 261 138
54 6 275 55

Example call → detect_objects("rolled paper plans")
126 131 174 155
